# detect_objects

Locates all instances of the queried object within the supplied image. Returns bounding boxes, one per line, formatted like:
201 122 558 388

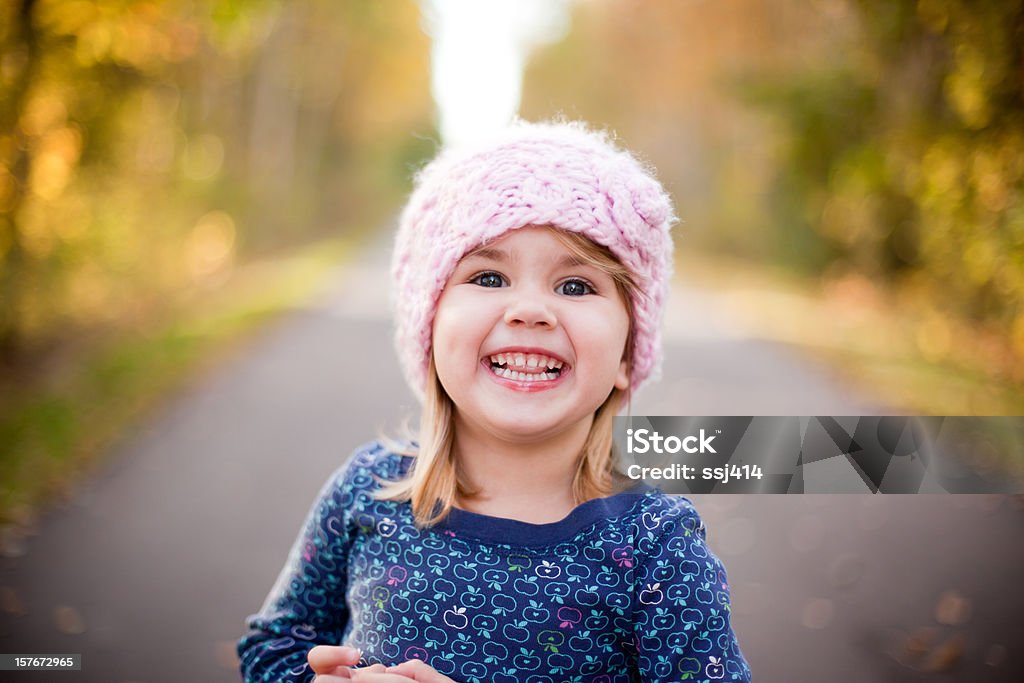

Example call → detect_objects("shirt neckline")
435 480 654 547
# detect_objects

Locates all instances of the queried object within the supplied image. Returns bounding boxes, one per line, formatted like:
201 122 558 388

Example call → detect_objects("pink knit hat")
391 120 676 401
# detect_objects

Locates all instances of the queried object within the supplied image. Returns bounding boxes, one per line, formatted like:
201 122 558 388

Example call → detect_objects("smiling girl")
238 121 752 683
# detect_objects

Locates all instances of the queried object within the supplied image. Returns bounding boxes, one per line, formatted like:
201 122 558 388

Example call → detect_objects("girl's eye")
471 272 505 288
559 279 594 296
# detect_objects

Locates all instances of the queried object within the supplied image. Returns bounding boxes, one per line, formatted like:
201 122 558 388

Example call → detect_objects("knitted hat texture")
391 120 676 401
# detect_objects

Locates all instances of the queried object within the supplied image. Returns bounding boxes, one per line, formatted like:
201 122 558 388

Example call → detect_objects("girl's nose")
503 291 557 328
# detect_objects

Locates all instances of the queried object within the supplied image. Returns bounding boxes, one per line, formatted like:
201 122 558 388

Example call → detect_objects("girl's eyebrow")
556 254 589 268
464 247 510 262
463 248 589 269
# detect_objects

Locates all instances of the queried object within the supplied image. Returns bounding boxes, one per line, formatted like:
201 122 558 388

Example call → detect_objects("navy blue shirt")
238 441 752 682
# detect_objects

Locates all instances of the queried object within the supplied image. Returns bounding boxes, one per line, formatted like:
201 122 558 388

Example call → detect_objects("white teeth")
487 352 566 386
490 365 559 382
488 352 564 371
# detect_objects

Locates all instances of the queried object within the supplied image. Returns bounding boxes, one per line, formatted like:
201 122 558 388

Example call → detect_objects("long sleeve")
632 498 752 682
237 463 356 682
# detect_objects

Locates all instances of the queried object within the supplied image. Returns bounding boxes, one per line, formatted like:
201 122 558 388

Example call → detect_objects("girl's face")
432 226 630 445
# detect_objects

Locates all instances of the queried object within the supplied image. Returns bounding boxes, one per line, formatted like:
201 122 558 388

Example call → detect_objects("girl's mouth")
484 352 566 383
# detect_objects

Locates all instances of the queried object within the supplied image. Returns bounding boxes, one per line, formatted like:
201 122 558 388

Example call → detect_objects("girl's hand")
350 658 457 682
308 645 362 681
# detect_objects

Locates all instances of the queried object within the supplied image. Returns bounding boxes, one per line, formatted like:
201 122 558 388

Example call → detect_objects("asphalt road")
1 241 1021 682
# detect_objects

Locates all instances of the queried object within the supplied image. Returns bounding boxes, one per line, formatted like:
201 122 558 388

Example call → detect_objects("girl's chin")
476 420 574 444
469 404 599 439
452 400 604 447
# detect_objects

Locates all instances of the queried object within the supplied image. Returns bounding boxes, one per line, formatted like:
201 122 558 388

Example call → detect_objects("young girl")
238 121 752 683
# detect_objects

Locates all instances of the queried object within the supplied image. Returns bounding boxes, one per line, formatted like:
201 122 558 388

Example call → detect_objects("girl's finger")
308 645 362 674
386 659 454 682
312 675 352 683
349 669 414 682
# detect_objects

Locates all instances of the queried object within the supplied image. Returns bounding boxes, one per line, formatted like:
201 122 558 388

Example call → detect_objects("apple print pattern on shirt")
238 441 752 683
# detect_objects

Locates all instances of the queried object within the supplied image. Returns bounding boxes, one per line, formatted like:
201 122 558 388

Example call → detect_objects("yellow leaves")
37 0 200 70
820 195 870 247
132 86 182 174
0 165 16 214
72 18 114 68
16 201 56 260
19 92 68 138
821 148 887 248
944 60 991 129
0 217 12 266
992 260 1023 302
36 1 99 37
66 262 113 324
182 134 225 182
29 127 83 202
916 311 951 362
0 0 441 394
916 0 950 34
962 240 996 285
16 89 83 204
135 125 178 174
941 16 1017 132
920 139 964 204
107 11 175 72
50 193 92 246
186 211 236 284
971 145 1012 214
1013 315 1024 357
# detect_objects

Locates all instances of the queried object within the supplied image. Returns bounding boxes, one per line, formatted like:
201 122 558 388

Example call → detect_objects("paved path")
1 239 1021 682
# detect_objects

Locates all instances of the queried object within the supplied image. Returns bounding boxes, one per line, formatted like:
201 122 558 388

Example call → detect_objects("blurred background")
1 0 1022 681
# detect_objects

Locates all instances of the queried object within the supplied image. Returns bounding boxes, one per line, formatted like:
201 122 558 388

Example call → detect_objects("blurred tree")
744 0 1024 361
0 0 434 381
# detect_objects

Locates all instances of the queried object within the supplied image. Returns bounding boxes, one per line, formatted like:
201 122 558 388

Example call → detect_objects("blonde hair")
377 228 640 528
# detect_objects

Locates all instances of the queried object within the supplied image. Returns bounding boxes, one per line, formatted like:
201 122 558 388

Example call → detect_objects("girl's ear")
614 359 630 391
